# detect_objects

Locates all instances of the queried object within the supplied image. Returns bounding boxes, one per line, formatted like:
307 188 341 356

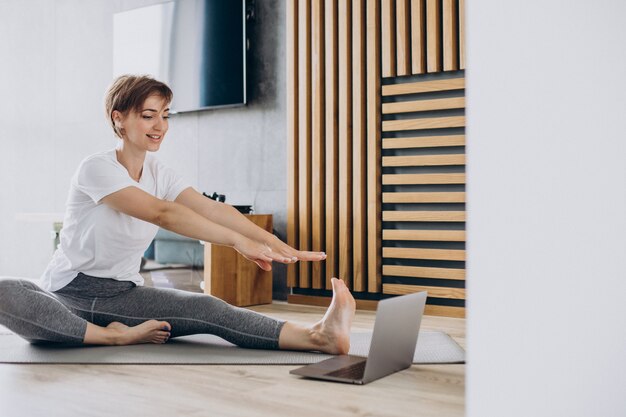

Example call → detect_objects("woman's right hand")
233 235 292 271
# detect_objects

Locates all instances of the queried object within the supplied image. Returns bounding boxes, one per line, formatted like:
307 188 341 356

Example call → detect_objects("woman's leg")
52 274 171 346
90 284 286 349
89 276 356 353
0 278 87 344
83 320 170 345
0 277 170 346
277 278 356 354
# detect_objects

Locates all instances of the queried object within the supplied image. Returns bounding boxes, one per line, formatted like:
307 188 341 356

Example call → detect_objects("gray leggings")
0 273 285 349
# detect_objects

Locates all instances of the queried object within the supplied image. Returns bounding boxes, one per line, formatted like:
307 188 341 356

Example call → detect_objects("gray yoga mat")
0 330 465 365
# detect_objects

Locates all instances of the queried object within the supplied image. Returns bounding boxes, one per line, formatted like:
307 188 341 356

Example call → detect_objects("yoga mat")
0 330 464 365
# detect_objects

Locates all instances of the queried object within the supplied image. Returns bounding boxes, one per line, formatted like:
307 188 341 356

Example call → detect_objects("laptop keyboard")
326 360 367 379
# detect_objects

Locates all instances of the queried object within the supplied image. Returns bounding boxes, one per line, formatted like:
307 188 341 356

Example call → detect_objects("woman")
0 75 355 354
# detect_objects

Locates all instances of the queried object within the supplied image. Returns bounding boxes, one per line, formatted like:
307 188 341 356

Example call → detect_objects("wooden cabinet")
203 214 273 306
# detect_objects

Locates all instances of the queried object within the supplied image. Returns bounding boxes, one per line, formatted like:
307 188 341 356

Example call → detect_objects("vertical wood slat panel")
459 0 465 69
325 0 339 289
366 0 382 293
287 0 299 287
426 0 441 72
287 2 466 314
338 0 353 289
298 0 312 288
311 0 325 289
381 0 396 77
442 0 458 70
395 0 411 76
410 0 426 74
352 0 367 292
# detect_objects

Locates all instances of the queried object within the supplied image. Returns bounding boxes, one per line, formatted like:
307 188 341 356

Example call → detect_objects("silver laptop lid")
362 291 427 383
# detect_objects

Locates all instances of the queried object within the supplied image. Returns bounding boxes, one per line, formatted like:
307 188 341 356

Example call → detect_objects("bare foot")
309 277 356 354
106 320 171 346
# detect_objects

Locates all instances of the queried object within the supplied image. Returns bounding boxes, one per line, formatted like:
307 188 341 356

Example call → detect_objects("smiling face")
113 94 170 153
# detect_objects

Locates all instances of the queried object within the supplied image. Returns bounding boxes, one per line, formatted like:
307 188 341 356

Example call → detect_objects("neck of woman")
115 144 145 182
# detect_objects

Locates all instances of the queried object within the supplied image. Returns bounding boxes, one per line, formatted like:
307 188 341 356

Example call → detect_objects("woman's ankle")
83 322 119 345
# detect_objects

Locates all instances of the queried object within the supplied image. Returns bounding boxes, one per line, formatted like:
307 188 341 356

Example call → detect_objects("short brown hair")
105 75 173 138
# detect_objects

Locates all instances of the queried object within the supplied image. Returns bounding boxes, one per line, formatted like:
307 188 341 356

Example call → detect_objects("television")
113 0 247 113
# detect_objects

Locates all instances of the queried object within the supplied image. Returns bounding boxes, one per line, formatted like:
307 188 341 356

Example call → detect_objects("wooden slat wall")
382 0 464 75
381 75 465 317
458 0 465 69
289 0 380 294
286 0 299 287
311 0 325 289
325 0 339 289
297 0 312 288
396 0 411 76
426 0 441 72
338 0 353 288
367 0 382 293
411 0 425 74
287 0 465 317
353 0 367 292
381 0 396 77
442 0 458 71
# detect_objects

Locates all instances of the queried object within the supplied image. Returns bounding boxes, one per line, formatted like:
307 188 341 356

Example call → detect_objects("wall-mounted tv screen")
113 0 247 113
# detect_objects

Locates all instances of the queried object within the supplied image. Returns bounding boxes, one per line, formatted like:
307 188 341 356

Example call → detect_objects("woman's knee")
0 278 40 310
0 277 33 293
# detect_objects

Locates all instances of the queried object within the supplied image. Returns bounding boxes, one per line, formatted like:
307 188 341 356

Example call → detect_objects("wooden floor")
0 268 465 417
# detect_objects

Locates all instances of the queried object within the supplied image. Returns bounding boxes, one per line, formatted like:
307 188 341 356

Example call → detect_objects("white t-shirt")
40 148 190 292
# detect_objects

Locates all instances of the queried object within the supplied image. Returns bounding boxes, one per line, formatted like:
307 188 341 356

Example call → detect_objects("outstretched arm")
174 187 326 264
101 186 287 271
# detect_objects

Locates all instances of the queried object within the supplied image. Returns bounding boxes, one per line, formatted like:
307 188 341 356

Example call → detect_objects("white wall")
0 0 120 279
466 1 626 416
0 0 288 294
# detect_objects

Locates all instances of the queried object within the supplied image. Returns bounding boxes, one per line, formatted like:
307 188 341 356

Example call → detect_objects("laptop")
290 291 427 385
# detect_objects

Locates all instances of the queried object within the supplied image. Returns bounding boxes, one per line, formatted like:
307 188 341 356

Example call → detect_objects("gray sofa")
144 229 204 267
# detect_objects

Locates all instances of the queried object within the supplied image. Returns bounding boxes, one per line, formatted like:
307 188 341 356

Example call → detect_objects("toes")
152 334 169 344
331 278 349 294
156 332 170 341
331 277 347 289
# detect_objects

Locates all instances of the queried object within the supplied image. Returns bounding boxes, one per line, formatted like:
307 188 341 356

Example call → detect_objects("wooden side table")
203 214 273 307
